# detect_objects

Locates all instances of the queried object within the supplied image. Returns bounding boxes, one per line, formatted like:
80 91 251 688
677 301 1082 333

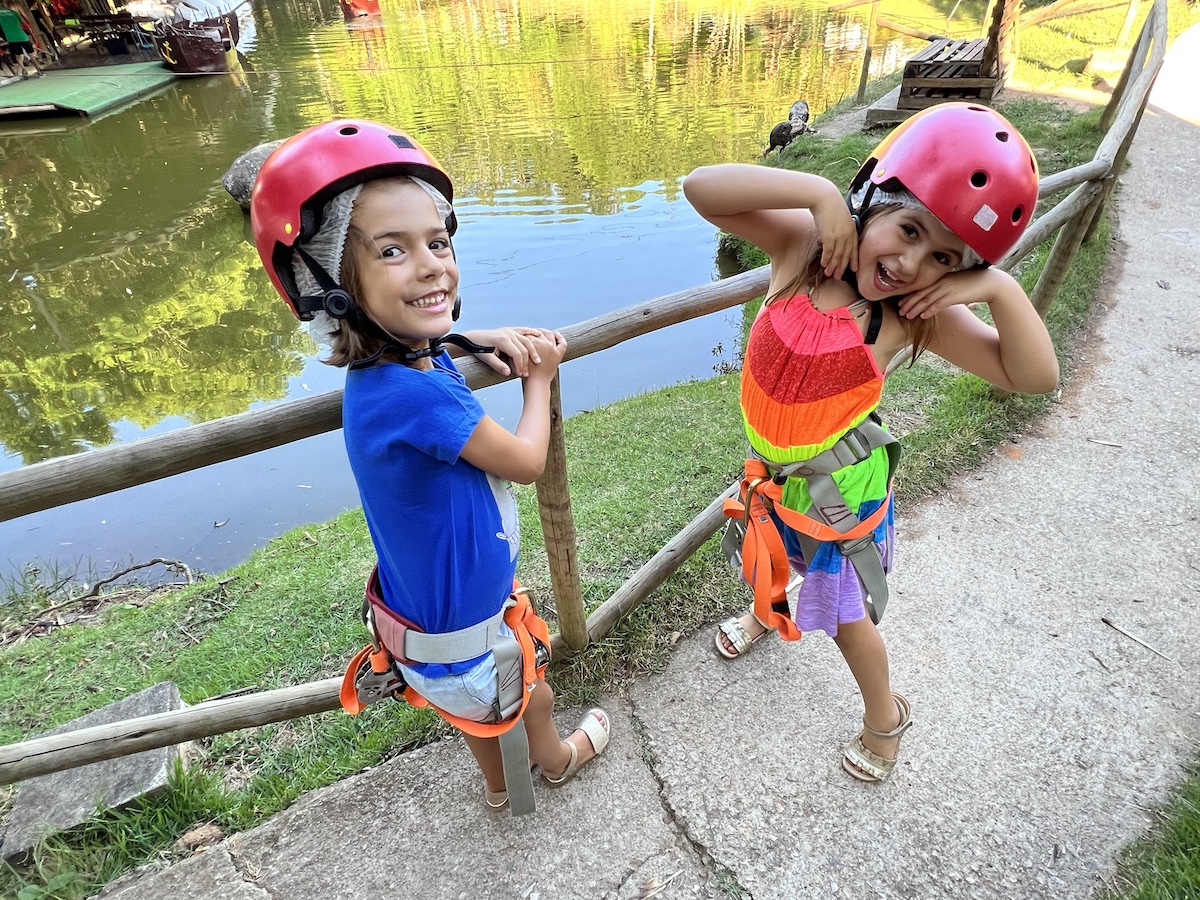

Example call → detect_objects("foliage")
3 0 988 466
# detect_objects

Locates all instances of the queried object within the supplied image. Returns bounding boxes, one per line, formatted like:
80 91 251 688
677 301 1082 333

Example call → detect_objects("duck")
762 100 818 157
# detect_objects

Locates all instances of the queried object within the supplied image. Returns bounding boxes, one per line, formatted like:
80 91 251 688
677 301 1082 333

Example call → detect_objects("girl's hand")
811 197 858 279
897 269 997 320
460 327 553 378
525 330 568 382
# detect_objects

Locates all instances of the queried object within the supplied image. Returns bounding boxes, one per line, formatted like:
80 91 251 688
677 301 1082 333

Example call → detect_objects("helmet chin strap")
845 181 876 229
292 246 496 370
348 331 496 371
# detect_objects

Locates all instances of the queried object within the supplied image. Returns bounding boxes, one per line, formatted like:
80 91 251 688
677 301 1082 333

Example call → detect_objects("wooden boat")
151 11 238 74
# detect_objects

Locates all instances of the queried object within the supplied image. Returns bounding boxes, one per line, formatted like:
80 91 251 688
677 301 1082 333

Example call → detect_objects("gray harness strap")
369 604 506 666
491 621 536 815
750 416 900 624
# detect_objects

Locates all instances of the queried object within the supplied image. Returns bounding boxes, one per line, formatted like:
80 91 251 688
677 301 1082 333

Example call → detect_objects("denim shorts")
396 623 519 723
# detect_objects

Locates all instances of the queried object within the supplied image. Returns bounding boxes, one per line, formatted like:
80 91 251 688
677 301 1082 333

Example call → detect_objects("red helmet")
250 119 456 319
848 103 1038 264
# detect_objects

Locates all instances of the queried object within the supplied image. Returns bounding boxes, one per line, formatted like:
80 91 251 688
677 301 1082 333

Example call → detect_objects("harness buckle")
351 653 406 706
743 475 773 522
837 532 876 557
363 602 387 655
839 427 873 465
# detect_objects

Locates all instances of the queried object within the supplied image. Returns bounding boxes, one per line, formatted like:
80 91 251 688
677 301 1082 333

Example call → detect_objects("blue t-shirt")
342 351 520 676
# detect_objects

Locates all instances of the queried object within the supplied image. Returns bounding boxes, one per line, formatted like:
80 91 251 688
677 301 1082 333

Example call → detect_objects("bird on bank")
763 99 818 157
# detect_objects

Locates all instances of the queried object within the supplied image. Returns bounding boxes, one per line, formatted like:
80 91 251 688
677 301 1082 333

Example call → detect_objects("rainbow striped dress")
740 295 894 636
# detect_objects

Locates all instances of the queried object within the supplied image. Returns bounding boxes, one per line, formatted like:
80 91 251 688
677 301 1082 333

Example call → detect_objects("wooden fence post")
1082 103 1146 246
1029 182 1106 319
534 375 588 651
856 0 879 104
1100 16 1150 132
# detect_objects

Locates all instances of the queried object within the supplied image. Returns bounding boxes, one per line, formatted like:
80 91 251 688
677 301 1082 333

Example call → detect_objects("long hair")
764 203 936 364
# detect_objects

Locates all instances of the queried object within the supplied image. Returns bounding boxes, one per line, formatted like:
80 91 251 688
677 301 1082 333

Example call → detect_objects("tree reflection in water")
0 0 971 576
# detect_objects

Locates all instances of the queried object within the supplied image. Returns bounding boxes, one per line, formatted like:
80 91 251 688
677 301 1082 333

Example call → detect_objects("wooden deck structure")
897 0 1020 110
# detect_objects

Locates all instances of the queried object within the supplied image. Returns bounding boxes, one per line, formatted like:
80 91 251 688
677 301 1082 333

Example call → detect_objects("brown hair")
764 203 936 364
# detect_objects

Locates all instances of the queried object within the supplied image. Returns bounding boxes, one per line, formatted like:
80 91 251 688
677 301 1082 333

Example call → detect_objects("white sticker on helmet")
973 204 999 232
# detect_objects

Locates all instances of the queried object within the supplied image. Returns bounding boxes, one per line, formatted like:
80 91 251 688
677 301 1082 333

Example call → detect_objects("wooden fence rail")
0 268 769 523
0 0 1169 787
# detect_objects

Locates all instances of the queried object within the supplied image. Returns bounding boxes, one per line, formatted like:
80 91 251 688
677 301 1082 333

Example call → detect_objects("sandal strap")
717 618 755 655
844 736 895 782
861 693 912 741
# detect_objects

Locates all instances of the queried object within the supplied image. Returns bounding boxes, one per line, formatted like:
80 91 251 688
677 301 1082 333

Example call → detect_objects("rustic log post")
1099 15 1148 132
0 679 343 785
1029 182 1106 319
535 375 588 651
1082 102 1147 246
856 0 880 105
1115 0 1140 47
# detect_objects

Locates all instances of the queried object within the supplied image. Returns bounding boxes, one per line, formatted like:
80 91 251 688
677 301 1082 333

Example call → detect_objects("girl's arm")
906 268 1060 394
682 164 858 279
459 331 568 484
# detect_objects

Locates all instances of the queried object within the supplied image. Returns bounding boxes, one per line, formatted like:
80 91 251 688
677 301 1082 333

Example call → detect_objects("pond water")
0 0 968 585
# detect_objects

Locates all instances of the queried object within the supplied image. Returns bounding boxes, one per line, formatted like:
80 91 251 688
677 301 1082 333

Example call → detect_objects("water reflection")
0 0 981 578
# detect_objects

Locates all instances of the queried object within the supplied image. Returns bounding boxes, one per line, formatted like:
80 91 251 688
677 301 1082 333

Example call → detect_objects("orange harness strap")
723 458 892 642
339 580 550 739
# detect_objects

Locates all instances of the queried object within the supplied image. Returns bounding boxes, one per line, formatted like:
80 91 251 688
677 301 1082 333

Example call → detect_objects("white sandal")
842 693 912 783
715 613 772 659
483 788 509 812
542 708 610 787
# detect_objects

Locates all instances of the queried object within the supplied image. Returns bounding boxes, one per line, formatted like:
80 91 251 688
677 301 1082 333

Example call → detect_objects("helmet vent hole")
995 131 1009 143
970 171 988 188
339 126 359 136
1012 206 1024 224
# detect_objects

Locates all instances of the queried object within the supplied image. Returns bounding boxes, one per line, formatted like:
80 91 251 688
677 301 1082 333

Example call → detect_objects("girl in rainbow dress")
683 103 1059 783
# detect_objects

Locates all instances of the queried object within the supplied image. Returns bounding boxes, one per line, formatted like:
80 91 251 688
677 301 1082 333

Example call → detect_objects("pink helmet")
848 103 1039 264
250 119 456 320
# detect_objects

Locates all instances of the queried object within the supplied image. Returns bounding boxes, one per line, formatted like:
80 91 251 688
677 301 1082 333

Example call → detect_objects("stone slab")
1 682 186 860
95 845 267 899
861 86 910 129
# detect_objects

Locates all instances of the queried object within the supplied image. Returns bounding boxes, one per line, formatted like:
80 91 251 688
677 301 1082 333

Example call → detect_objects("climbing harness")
340 567 551 815
722 413 901 637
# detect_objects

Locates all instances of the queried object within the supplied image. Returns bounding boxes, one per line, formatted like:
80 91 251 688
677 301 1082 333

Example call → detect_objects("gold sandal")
842 693 911 783
714 613 773 659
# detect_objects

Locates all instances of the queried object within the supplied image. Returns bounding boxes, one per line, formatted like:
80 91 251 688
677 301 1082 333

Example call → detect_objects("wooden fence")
0 0 1170 786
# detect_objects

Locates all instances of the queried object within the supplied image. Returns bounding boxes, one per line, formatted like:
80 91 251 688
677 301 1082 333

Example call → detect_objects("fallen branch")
81 558 193 600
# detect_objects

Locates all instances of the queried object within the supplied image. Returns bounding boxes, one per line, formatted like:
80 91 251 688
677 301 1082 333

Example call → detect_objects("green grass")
4 18 1200 892
1099 760 1200 900
1014 0 1200 93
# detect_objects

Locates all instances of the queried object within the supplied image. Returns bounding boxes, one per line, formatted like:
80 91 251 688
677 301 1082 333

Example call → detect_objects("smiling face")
348 177 459 349
855 205 966 301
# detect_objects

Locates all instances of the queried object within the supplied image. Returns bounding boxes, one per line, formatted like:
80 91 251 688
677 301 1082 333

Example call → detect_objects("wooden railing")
0 0 1169 785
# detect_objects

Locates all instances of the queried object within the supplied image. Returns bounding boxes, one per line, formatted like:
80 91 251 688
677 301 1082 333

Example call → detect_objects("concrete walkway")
96 30 1200 900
